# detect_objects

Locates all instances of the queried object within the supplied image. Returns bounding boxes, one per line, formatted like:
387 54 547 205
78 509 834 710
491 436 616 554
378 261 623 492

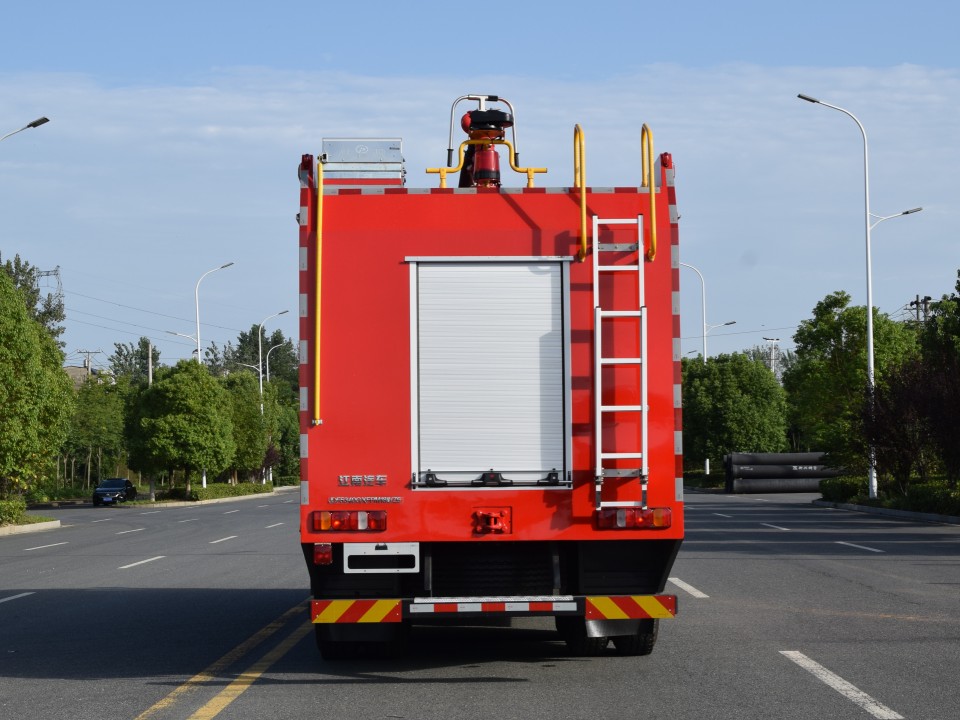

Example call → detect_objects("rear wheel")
555 617 609 656
611 619 659 656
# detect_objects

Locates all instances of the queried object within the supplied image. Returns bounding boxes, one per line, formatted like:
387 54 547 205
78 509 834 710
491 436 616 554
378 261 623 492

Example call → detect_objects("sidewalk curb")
813 500 960 526
0 520 62 537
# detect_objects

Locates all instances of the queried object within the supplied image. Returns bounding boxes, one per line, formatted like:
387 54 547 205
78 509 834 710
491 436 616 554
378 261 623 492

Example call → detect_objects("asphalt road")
1 490 958 720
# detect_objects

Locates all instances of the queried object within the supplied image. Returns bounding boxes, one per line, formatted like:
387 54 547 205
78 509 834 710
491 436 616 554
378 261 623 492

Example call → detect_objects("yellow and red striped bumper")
312 595 677 624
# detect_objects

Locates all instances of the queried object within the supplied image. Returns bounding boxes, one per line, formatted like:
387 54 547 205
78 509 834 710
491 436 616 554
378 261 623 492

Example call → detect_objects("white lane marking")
24 542 68 551
177 518 198 523
761 523 790 531
116 528 145 535
283 499 295 504
264 523 284 529
119 556 165 570
713 513 733 518
780 651 903 719
0 592 36 605
224 509 240 515
139 511 161 515
257 504 271 508
91 518 112 523
837 541 884 553
209 536 238 544
668 577 710 598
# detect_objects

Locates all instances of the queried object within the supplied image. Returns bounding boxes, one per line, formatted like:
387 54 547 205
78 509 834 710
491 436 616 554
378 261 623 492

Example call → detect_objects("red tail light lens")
313 543 333 565
310 510 387 532
596 507 672 530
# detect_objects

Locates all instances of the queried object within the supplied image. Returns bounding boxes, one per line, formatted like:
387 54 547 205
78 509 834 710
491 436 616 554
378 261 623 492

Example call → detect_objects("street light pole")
265 343 283 383
194 262 234 362
798 93 922 499
1 116 49 143
679 262 735 358
257 310 289 414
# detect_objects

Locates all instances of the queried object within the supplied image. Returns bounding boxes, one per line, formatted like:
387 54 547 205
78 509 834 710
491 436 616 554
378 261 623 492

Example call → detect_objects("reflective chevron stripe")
585 595 677 620
311 599 402 624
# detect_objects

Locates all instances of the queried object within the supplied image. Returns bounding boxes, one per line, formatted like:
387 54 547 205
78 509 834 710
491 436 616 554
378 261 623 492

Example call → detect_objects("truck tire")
555 617 609 656
611 619 658 656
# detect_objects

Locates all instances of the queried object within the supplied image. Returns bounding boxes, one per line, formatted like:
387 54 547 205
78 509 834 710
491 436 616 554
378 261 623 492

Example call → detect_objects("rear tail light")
313 543 333 565
596 507 672 530
310 510 387 532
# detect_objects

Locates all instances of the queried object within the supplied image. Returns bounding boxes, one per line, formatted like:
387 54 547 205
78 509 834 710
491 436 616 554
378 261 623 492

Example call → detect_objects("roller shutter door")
416 262 565 482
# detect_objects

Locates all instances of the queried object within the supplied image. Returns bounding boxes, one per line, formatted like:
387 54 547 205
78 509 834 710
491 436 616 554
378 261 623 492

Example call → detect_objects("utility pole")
76 349 102 380
909 295 933 322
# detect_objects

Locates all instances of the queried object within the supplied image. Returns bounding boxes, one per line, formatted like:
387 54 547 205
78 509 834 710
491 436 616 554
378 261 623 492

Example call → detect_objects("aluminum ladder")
592 214 649 511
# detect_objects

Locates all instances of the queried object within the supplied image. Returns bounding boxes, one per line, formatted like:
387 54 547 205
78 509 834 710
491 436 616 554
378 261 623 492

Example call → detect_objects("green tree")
682 353 787 471
223 370 267 481
137 360 236 494
782 291 919 468
917 270 960 484
0 272 74 498
0 252 65 343
110 337 160 386
67 378 127 488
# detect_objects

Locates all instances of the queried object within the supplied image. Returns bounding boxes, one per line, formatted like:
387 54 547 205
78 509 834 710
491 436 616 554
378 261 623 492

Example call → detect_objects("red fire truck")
298 94 684 659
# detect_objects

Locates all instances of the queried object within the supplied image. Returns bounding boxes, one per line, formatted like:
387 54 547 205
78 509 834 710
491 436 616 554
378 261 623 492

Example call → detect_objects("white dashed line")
761 523 790 531
712 513 733 518
24 542 68 551
265 523 284 529
780 651 903 719
119 556 165 570
178 518 198 523
837 541 884 553
116 528 145 535
209 536 238 544
668 577 709 598
0 592 35 604
224 510 240 515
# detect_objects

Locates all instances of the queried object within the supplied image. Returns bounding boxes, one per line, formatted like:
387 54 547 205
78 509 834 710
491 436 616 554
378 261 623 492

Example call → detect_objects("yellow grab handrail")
574 124 587 261
641 123 657 262
312 160 323 425
426 138 546 188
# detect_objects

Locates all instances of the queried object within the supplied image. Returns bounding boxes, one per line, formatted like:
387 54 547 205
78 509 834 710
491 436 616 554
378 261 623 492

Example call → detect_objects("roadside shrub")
903 482 960 517
820 476 864 503
273 475 299 487
156 483 273 502
0 497 27 525
194 483 273 501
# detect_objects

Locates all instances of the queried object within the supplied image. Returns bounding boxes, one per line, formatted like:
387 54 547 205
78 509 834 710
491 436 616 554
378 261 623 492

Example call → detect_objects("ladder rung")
600 469 643 478
597 265 640 272
600 452 644 460
597 243 640 252
599 310 643 318
600 405 643 412
598 501 646 509
601 358 642 365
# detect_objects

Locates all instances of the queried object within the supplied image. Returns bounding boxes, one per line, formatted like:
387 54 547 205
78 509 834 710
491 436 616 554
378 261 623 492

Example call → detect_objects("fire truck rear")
298 95 684 659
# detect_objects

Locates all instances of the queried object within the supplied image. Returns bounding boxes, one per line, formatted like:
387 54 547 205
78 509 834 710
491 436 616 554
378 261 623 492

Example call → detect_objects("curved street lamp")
257 310 289 413
680 262 735 358
798 93 922 498
265 342 284 383
194 262 234 362
1 116 49 143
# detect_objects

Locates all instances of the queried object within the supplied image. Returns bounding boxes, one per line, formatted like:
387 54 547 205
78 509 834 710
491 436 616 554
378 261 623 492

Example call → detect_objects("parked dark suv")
92 478 137 506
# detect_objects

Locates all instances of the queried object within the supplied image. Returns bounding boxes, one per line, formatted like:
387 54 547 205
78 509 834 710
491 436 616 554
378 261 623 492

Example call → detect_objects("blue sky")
2 1 958 371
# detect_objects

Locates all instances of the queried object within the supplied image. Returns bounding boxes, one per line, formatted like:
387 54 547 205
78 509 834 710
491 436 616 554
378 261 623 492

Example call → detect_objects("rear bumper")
311 594 677 624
